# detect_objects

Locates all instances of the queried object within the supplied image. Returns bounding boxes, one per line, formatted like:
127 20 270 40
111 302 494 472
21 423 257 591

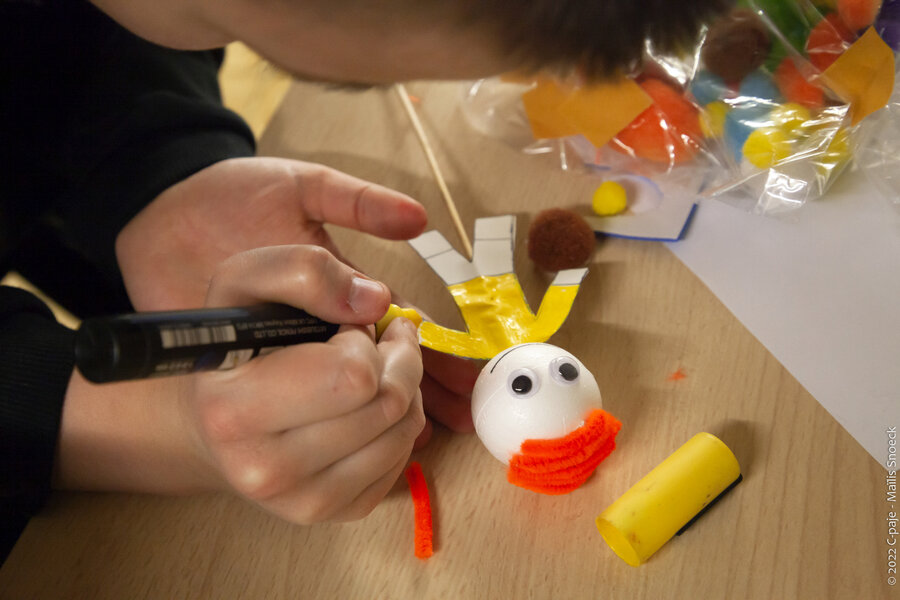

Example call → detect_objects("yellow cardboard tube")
596 432 741 566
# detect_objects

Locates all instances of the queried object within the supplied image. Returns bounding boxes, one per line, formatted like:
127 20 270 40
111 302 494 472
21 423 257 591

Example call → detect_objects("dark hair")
453 0 734 79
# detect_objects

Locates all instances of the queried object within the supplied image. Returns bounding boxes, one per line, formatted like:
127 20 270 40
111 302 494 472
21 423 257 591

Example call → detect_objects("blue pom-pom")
690 70 729 106
724 102 772 161
739 71 783 103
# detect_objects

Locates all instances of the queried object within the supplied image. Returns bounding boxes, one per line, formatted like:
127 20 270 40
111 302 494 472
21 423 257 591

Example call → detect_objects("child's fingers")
204 244 391 324
265 393 423 523
327 453 411 522
257 318 423 476
420 373 474 433
287 162 428 241
195 326 381 439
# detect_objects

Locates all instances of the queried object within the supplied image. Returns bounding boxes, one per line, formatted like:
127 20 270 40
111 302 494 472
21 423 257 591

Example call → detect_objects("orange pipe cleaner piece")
507 409 621 495
404 461 434 560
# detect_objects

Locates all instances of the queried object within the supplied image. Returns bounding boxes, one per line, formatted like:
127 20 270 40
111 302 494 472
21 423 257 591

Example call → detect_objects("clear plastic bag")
855 66 900 211
460 0 899 216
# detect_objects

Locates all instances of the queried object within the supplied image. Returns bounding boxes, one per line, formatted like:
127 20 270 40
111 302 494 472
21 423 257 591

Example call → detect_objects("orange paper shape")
557 80 653 148
822 27 896 125
521 78 652 147
521 79 583 139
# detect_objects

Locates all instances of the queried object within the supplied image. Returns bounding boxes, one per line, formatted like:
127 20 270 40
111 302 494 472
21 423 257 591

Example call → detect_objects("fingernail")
349 276 386 313
399 317 419 337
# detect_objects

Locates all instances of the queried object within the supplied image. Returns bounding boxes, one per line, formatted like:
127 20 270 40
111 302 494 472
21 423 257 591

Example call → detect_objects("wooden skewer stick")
394 83 473 260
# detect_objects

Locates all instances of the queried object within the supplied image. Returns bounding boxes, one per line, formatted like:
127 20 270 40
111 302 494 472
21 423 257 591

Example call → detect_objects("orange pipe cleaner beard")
507 409 621 495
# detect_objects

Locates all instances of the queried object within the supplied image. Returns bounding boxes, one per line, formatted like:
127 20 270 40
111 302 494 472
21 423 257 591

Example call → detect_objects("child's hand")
191 245 425 522
114 156 471 444
115 156 427 312
58 245 424 523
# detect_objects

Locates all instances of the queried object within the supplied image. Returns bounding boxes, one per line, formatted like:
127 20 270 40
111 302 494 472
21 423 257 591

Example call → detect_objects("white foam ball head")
471 343 602 464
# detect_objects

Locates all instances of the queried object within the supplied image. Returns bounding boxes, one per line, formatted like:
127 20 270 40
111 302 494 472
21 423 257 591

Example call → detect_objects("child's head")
93 0 732 84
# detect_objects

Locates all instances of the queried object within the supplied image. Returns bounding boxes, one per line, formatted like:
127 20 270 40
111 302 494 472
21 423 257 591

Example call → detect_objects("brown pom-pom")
701 8 771 84
527 208 596 271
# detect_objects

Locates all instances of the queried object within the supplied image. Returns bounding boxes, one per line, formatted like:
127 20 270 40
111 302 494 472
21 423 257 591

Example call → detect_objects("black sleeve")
0 286 76 563
53 6 257 283
2 0 256 315
1 0 256 562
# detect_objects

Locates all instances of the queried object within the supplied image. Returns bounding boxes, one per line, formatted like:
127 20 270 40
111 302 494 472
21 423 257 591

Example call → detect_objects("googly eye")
550 356 579 384
507 368 540 398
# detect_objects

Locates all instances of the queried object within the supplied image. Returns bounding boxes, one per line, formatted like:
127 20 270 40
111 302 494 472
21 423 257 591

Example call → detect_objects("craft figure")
472 342 621 495
408 215 588 360
407 215 621 495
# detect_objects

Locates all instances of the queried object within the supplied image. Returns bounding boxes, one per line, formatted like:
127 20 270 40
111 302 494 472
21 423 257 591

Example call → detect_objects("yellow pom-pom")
592 181 628 216
742 127 793 169
770 103 812 133
699 101 729 139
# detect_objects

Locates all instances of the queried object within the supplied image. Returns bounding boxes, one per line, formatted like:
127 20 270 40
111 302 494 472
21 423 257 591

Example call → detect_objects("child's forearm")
54 370 221 494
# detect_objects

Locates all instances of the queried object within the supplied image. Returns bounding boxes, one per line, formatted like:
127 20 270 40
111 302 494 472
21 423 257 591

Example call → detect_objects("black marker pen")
74 304 340 383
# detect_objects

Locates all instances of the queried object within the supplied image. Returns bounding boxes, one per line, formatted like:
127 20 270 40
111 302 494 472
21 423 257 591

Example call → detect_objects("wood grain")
0 81 892 599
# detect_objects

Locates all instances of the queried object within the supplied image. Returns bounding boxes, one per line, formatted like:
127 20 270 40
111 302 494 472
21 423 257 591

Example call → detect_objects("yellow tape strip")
417 274 582 358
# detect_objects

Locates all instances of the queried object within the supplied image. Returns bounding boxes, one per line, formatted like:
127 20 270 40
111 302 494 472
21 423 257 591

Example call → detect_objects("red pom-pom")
838 0 882 32
613 79 702 165
527 208 596 272
807 13 855 71
774 57 825 109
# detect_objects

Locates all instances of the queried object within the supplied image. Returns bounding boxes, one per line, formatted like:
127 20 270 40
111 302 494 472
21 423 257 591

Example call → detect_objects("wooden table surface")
1 81 893 599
